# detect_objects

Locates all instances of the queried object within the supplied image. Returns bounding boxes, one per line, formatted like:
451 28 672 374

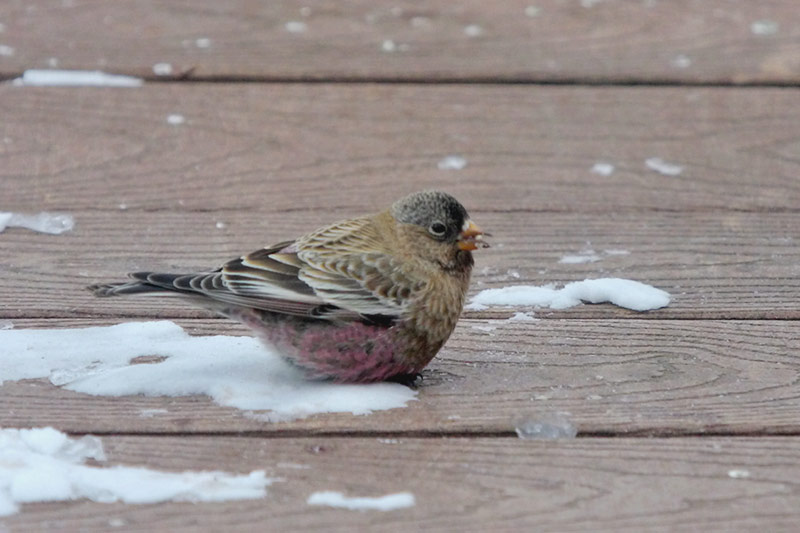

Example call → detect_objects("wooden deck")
2 1 799 531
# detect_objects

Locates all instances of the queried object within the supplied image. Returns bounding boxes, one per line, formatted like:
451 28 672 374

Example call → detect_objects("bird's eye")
429 221 447 237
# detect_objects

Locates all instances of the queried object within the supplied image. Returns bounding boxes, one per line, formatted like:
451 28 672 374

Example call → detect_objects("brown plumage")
89 191 488 383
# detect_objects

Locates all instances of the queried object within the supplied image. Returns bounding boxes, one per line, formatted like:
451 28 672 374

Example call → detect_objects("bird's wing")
215 217 426 320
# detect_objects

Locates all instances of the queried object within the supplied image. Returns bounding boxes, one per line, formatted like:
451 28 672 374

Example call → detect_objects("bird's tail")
88 272 191 297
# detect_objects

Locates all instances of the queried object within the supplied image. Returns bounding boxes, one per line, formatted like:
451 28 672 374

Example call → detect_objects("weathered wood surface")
3 318 799 435
4 436 800 533
1 210 798 319
2 85 800 213
1 1 799 83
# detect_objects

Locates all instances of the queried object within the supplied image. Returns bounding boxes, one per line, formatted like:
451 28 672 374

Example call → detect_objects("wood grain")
3 318 799 435
1 210 798 319
1 85 799 212
4 435 800 532
1 1 799 83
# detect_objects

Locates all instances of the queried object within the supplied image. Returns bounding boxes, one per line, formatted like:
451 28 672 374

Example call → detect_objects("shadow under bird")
89 190 488 384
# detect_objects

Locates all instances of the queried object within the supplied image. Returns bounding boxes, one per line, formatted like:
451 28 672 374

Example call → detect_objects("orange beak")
457 220 488 251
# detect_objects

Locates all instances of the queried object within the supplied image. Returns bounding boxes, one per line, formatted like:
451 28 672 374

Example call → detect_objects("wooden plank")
4 435 800 532
1 210 798 319
1 1 799 83
1 85 799 212
3 318 799 435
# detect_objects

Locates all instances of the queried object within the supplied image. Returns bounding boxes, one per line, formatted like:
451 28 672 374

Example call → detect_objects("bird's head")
391 190 488 269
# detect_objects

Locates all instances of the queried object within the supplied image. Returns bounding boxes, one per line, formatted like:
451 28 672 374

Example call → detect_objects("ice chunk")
470 278 670 312
307 491 415 511
0 212 74 234
515 413 577 439
0 44 14 56
12 70 143 87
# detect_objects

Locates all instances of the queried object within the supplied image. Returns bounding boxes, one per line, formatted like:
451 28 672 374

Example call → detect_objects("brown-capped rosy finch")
90 191 488 384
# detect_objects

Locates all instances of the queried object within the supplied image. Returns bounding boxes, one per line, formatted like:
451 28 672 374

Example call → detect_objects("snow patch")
285 21 308 33
437 155 467 170
0 427 273 516
463 25 484 37
751 20 778 35
645 157 683 176
591 162 615 176
152 63 173 76
0 44 14 56
470 279 671 312
728 469 751 479
307 491 415 511
0 212 74 234
525 6 541 17
559 247 602 264
0 321 417 421
671 54 692 68
166 114 185 125
12 70 143 87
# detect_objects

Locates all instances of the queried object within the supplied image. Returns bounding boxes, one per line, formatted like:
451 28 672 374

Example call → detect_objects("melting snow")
0 212 74 234
508 312 536 322
11 70 143 87
0 321 417 422
470 279 671 312
307 491 415 511
0 427 274 517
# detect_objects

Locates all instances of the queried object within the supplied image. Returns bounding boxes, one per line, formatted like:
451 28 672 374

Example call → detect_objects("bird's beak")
457 220 489 251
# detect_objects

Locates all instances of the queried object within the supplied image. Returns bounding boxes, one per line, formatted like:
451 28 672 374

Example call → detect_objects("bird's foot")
387 372 424 389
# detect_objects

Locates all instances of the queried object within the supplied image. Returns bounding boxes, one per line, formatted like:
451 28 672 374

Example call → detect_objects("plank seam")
3 73 800 88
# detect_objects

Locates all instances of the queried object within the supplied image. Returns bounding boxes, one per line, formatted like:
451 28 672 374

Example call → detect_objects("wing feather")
163 215 428 321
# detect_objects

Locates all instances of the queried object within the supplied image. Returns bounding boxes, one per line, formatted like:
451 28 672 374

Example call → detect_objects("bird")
89 191 488 384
